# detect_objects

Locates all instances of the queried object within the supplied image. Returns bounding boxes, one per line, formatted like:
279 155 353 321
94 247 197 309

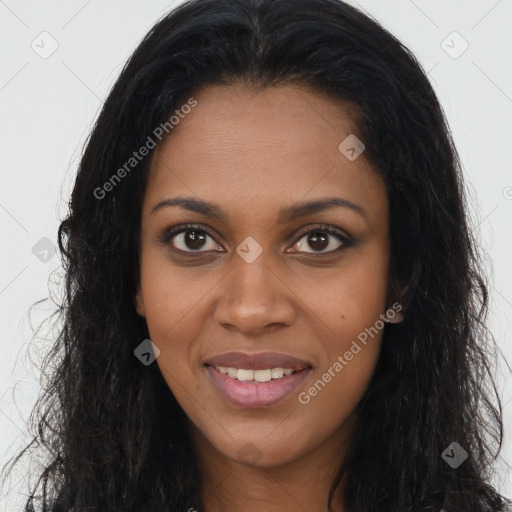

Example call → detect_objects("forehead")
144 84 387 225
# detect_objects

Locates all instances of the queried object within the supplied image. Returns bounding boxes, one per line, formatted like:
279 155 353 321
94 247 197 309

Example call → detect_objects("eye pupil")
185 230 207 250
308 231 329 251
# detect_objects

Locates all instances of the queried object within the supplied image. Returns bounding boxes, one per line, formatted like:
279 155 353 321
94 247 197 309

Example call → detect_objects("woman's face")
135 84 396 468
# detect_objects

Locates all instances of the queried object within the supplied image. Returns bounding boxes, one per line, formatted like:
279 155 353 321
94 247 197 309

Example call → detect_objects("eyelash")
158 223 353 257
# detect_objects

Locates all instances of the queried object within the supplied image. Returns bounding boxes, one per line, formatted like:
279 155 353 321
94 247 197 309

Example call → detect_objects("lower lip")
205 365 312 409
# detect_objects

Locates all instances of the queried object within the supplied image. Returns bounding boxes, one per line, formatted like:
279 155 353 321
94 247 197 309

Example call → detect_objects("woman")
5 0 510 510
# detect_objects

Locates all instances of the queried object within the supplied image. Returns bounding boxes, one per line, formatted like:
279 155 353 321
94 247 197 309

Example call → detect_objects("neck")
189 420 351 512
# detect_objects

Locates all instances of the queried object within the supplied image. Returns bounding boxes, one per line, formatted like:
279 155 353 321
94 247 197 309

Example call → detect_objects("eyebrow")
150 196 367 222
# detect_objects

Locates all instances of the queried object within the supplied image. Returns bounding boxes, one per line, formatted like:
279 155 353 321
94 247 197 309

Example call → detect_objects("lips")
202 351 313 408
203 351 312 371
205 364 313 408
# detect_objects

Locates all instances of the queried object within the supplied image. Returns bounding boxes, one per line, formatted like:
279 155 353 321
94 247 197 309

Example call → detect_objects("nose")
213 252 296 337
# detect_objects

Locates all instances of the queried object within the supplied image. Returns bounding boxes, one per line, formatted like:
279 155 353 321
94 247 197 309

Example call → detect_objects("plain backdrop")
1 0 511 509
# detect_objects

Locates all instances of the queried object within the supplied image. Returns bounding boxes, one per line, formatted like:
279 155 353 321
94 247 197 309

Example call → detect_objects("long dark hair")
3 0 509 510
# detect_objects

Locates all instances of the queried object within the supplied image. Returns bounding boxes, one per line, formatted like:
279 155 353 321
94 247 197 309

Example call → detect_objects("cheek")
138 252 209 389
139 248 214 339
295 279 387 443
138 249 242 421
289 248 389 342
312 332 383 406
289 246 388 409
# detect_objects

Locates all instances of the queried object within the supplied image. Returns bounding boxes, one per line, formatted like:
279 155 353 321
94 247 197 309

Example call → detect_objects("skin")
135 83 402 512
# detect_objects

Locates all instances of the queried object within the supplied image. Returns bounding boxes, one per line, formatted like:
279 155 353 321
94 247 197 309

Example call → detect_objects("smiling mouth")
204 363 313 409
205 364 305 383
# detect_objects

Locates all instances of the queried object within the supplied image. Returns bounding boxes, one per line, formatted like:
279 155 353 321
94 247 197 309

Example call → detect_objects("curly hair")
3 0 509 510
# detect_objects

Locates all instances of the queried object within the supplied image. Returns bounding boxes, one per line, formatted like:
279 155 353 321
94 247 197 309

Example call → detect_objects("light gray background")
1 0 511 509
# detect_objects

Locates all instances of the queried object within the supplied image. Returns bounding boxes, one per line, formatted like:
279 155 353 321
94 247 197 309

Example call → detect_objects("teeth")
237 369 254 381
271 368 284 379
254 369 272 382
214 366 298 382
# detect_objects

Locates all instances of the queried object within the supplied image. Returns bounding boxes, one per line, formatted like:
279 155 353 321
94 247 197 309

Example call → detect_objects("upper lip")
203 351 312 371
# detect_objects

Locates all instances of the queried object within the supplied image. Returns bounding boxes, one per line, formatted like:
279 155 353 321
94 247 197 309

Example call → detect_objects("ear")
384 301 404 324
386 278 407 324
135 286 146 317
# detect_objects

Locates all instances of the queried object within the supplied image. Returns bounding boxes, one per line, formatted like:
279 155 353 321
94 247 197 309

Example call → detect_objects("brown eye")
303 231 330 251
182 229 208 250
290 226 350 255
163 226 222 253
